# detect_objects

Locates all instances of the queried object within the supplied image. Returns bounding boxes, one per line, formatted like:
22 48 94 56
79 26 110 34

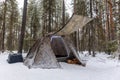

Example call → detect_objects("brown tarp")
56 15 92 35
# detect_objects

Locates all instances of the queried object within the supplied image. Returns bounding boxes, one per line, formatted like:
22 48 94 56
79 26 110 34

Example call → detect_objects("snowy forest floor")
0 52 120 80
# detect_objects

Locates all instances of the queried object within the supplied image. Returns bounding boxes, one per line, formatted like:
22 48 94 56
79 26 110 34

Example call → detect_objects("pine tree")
18 0 28 54
1 0 7 52
6 0 19 51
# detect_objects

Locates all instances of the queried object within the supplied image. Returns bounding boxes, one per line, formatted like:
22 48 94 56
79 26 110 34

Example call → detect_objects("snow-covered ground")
0 52 120 80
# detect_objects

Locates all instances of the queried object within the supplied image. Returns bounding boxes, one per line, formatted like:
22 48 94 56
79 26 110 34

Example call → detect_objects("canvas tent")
24 14 92 69
24 37 61 68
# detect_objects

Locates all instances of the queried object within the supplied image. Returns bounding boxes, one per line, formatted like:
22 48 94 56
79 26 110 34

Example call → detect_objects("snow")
0 52 120 80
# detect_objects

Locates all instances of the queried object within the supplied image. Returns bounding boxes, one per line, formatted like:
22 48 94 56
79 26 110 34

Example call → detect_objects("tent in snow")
24 14 93 69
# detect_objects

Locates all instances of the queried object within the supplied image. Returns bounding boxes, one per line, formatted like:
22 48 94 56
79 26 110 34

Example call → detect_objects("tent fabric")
24 14 92 69
24 36 85 69
24 37 60 69
51 36 69 57
63 36 86 65
56 15 92 35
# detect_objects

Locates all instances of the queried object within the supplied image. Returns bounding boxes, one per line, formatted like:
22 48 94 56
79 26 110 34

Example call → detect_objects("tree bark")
2 0 7 53
62 0 65 26
108 0 115 40
8 0 14 51
88 0 93 55
48 0 52 32
18 0 28 54
118 1 120 25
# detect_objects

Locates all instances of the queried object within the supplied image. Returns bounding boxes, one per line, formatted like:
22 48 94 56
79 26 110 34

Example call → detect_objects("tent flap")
56 15 92 35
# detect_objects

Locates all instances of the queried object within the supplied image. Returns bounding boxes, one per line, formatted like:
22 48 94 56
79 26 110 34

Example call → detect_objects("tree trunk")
2 0 7 53
108 0 115 40
2 0 7 52
48 0 52 32
8 1 14 51
88 0 93 55
118 1 120 25
62 0 65 26
106 0 111 41
18 0 28 54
